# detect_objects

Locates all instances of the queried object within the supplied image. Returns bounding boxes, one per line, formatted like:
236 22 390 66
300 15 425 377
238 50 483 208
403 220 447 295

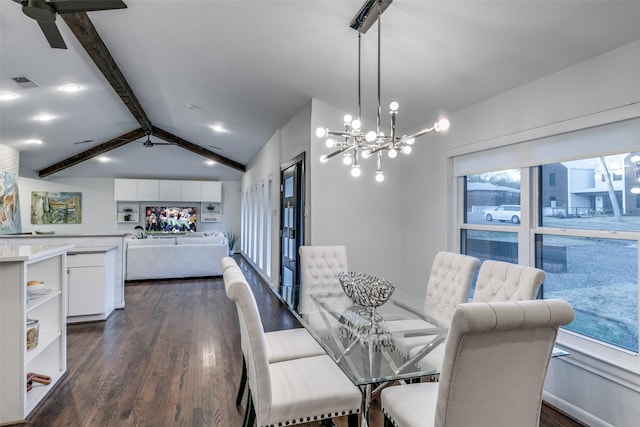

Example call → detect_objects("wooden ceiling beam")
153 127 246 173
62 12 152 131
36 12 246 177
39 128 146 178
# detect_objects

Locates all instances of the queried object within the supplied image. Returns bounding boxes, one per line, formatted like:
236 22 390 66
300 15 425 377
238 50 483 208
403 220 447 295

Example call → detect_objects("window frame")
453 136 640 377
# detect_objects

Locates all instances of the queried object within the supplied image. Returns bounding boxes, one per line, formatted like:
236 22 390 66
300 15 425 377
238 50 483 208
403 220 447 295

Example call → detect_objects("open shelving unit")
0 245 71 425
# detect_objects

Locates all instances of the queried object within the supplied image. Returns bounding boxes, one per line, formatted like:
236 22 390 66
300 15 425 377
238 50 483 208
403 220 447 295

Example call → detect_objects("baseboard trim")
543 392 614 427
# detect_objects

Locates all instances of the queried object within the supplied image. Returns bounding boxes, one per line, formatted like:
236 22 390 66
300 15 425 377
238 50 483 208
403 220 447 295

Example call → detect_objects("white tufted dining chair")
221 257 326 409
224 264 361 427
298 245 349 313
387 252 480 357
382 299 574 427
472 259 546 302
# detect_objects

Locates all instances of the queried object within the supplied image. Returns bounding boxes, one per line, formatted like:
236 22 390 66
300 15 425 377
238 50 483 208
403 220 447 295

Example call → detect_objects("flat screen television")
145 206 197 232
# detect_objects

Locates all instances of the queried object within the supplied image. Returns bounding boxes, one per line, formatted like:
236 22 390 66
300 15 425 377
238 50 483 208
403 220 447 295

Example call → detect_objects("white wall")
402 39 640 427
18 177 117 234
310 99 404 284
242 98 405 287
17 177 241 236
242 129 281 286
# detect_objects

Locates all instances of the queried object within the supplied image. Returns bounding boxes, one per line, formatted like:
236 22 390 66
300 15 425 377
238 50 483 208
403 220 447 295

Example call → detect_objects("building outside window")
459 150 640 353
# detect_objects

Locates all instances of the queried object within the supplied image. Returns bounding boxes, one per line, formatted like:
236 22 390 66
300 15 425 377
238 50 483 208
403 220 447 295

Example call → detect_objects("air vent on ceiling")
12 76 40 89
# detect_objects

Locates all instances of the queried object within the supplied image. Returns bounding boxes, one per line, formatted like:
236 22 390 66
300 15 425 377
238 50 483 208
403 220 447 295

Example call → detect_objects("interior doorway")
279 153 305 309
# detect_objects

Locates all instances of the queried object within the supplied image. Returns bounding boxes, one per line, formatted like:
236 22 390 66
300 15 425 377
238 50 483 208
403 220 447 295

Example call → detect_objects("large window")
464 169 521 226
536 235 638 351
459 148 640 353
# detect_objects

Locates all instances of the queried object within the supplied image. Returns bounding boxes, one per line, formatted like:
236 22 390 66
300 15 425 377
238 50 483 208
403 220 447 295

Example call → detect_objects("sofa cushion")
127 237 176 246
183 232 207 238
176 236 224 245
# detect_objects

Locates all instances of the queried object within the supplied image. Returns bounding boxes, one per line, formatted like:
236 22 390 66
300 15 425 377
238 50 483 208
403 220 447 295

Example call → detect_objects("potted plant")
224 230 240 255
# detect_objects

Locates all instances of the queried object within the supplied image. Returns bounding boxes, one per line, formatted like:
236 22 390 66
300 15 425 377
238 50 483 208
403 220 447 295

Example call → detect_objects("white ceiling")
2 0 640 181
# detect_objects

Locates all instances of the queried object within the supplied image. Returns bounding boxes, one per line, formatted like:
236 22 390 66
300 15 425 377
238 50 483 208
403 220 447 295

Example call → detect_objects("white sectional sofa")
125 233 228 281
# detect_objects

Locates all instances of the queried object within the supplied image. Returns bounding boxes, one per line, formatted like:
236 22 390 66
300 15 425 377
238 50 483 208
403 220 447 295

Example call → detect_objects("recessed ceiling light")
61 84 82 92
0 92 17 100
205 160 216 166
209 124 227 133
25 139 43 144
34 113 55 121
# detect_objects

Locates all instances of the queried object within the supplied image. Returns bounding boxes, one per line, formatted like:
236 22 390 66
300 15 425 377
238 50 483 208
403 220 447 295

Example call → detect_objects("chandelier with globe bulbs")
316 0 450 183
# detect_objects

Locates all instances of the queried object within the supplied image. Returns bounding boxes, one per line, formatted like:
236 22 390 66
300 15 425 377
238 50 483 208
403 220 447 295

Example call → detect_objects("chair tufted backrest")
424 252 480 325
299 246 348 313
223 266 272 421
472 260 545 303
435 299 574 427
221 256 239 272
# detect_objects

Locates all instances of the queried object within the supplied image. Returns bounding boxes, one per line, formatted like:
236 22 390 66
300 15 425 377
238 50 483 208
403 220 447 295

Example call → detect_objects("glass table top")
293 288 448 386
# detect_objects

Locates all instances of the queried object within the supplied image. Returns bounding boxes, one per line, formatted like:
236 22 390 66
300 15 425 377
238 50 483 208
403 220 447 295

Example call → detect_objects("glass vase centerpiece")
338 271 396 308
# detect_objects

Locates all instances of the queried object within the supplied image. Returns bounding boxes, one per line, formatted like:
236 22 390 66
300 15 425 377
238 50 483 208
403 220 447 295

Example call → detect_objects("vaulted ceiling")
2 1 640 181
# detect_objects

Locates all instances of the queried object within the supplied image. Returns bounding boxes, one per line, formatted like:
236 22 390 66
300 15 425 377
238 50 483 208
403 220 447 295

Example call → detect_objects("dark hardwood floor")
19 255 585 427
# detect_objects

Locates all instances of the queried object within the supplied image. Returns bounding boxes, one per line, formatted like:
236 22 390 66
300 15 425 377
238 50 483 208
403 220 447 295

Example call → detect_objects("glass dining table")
292 288 448 427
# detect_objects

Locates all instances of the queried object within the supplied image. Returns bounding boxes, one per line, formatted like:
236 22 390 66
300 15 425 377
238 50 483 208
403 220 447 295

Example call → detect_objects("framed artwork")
0 171 22 234
31 191 82 224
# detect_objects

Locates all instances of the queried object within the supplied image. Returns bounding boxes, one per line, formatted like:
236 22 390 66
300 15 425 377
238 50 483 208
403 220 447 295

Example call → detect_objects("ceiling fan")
12 0 127 49
137 131 174 148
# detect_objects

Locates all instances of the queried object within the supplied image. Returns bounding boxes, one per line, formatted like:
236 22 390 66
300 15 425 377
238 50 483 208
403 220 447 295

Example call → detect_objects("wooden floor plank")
17 255 584 427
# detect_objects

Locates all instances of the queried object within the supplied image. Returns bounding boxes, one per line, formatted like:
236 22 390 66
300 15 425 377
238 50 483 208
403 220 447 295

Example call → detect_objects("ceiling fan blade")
37 20 67 49
49 0 127 14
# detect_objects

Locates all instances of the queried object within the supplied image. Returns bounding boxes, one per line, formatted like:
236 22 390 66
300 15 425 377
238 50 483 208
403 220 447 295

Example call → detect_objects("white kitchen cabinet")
201 181 222 202
159 180 181 201
114 178 138 201
137 179 160 201
181 180 202 201
114 179 221 203
0 244 71 425
67 247 116 322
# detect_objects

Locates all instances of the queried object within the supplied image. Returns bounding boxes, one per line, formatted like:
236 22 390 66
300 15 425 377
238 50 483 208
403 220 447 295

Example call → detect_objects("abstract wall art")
0 171 22 234
31 191 82 224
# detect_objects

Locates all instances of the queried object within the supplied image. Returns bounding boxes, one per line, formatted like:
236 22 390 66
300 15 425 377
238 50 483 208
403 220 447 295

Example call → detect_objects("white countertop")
68 246 118 254
0 244 74 263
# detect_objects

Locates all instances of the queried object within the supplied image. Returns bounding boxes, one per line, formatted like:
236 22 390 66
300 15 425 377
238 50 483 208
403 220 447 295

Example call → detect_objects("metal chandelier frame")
316 0 450 182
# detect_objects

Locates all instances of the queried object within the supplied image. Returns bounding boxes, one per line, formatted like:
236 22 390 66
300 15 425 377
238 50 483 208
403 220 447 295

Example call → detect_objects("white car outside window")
484 205 521 224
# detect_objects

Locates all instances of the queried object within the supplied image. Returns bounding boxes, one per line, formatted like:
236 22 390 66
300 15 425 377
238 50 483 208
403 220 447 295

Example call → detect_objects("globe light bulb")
344 114 353 124
389 101 399 112
316 127 327 138
388 148 398 158
375 170 385 182
320 155 328 163
435 118 450 132
361 149 371 159
325 138 336 148
352 119 361 130
406 137 415 145
351 166 361 177
401 145 412 155
365 131 377 142
343 153 353 165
